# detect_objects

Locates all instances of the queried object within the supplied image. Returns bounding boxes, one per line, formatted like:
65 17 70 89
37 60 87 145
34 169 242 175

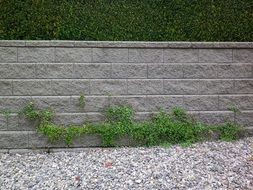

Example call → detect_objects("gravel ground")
0 138 253 190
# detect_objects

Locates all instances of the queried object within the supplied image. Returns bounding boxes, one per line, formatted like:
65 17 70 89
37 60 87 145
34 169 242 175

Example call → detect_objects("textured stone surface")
195 111 234 124
199 49 232 63
128 79 163 95
0 131 28 148
233 49 253 63
36 63 73 79
93 48 128 63
129 49 163 63
51 80 89 95
217 64 252 79
0 115 7 130
145 96 184 111
183 64 217 79
13 80 52 95
235 111 253 126
71 134 102 147
7 114 36 131
18 48 54 63
90 80 127 95
219 95 253 110
164 80 199 95
0 47 17 62
234 80 253 94
0 80 12 95
164 49 198 63
74 63 111 79
0 63 36 79
183 96 219 111
148 64 183 78
0 97 32 113
55 48 92 63
112 63 147 78
199 80 234 94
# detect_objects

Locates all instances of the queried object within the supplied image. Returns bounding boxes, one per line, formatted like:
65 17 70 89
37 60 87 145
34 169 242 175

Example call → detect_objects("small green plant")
20 103 242 147
228 105 240 113
79 94 86 109
2 109 11 120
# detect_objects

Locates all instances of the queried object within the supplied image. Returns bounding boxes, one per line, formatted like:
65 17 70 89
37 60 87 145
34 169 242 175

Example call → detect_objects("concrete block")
0 97 32 113
93 48 128 63
13 80 52 95
53 113 104 125
18 47 54 63
90 79 127 95
71 134 102 148
235 111 253 126
199 49 232 63
164 49 198 63
109 96 146 112
234 80 253 94
129 49 163 63
74 63 111 78
199 80 234 94
0 114 7 130
195 111 234 124
217 64 253 78
148 64 183 78
128 79 163 95
0 47 17 62
51 80 89 95
183 96 219 111
9 148 48 154
0 80 12 95
32 96 71 113
36 63 73 78
70 96 109 112
55 48 92 63
164 80 199 95
0 63 36 79
219 95 253 110
183 64 217 78
233 49 253 63
7 114 36 131
111 63 147 78
134 112 152 121
145 96 184 111
0 131 28 149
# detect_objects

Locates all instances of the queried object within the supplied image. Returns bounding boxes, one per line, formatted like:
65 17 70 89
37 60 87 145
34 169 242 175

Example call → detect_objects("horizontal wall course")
0 115 7 130
0 97 32 113
36 63 73 79
129 49 163 63
128 79 163 95
164 80 199 95
51 80 89 95
18 47 54 63
0 47 17 63
148 64 183 79
55 48 92 63
233 49 253 63
112 63 147 78
90 79 127 95
199 49 232 63
163 49 198 63
0 63 36 79
93 48 128 63
217 64 253 79
74 63 111 79
13 80 52 95
235 111 253 126
194 111 234 124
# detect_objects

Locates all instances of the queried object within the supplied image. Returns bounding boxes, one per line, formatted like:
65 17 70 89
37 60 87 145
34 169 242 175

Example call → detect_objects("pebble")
0 137 253 189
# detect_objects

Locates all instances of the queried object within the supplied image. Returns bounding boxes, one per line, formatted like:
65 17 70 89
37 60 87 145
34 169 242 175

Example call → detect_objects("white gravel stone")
0 137 253 190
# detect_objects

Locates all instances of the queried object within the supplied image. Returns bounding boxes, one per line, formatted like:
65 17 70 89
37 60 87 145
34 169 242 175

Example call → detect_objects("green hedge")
0 0 252 41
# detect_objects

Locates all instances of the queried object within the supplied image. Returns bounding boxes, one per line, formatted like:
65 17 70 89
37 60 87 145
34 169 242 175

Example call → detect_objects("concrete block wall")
0 41 252 149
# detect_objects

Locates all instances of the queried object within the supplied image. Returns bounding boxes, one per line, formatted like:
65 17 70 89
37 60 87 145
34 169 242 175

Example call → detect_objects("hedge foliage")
0 0 252 41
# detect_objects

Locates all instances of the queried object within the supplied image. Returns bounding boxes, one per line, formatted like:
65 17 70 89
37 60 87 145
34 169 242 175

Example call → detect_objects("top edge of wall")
0 40 252 49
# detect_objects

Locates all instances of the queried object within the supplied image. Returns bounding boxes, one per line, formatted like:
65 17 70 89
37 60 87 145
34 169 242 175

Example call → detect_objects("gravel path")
1 138 253 190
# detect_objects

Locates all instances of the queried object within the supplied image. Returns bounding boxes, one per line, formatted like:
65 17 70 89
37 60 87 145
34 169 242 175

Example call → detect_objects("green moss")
0 0 252 41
